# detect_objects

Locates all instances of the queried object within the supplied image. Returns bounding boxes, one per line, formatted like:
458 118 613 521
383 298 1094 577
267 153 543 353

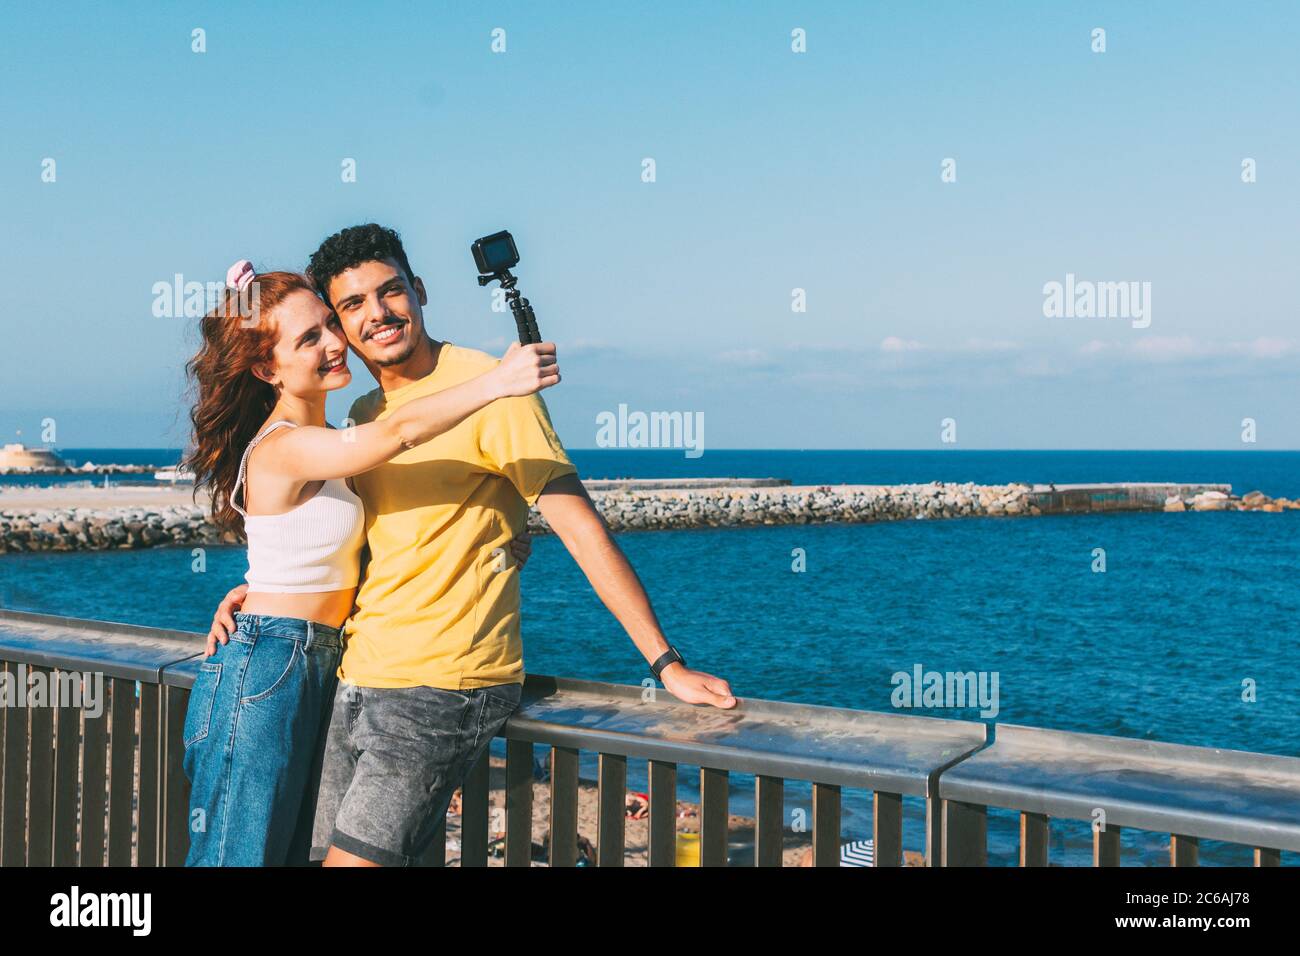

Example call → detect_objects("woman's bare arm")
260 342 559 482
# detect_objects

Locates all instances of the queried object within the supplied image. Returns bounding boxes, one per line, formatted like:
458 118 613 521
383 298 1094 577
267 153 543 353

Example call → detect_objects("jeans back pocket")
184 661 222 747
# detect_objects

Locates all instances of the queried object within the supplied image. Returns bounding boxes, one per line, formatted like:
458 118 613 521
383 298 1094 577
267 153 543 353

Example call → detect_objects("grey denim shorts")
308 680 522 866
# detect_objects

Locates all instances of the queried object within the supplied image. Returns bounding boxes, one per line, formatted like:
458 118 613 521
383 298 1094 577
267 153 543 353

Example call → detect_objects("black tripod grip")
513 297 541 344
511 306 532 345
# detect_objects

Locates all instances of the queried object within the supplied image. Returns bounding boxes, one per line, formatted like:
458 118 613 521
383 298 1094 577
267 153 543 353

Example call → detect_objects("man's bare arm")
534 473 736 709
206 583 248 655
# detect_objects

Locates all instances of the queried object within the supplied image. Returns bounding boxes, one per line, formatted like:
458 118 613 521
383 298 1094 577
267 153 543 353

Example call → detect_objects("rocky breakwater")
0 505 231 553
3 480 1292 553
525 482 1042 534
0 482 1042 552
0 464 158 477
1164 489 1300 513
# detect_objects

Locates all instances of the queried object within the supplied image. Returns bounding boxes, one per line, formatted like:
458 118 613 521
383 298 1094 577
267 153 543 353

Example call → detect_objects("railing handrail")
504 674 987 794
0 607 203 682
1 607 1296 865
940 723 1300 853
0 608 989 791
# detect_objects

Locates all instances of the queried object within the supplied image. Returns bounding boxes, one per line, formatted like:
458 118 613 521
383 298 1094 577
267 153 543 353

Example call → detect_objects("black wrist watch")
650 645 686 681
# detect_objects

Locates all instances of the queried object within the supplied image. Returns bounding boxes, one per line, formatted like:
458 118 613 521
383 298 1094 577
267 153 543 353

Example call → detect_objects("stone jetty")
0 479 1293 554
0 462 157 477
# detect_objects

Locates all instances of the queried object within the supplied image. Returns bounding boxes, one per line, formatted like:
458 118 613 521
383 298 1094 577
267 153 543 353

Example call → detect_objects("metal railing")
0 608 1296 866
938 724 1300 866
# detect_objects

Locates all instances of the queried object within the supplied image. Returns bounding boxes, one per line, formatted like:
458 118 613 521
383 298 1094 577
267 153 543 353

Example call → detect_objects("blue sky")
1 1 1296 450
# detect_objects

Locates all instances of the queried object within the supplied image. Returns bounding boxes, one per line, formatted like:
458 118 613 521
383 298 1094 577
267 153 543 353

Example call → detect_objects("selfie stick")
473 230 541 345
478 269 540 345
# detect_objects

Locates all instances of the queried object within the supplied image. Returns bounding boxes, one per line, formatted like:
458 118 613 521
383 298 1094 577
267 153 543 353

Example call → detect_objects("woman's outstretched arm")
258 341 559 482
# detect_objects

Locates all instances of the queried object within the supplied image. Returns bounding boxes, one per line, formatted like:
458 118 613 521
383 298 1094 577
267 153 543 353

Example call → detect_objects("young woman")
180 261 559 866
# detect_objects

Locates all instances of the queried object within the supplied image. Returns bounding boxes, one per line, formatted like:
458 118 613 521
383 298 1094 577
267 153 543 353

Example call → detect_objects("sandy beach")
0 483 212 511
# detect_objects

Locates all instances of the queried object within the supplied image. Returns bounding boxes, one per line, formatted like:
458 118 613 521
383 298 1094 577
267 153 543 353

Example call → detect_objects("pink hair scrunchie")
226 259 255 292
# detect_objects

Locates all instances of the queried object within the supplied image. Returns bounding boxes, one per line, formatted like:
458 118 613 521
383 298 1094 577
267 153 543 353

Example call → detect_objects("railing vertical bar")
874 791 903 867
648 760 676 867
941 799 987 866
52 674 80 866
161 685 190 866
925 792 942 867
460 749 490 867
1 660 27 866
420 815 447 867
504 738 533 867
596 752 626 867
1254 847 1280 867
1170 833 1198 867
811 782 840 866
754 774 783 867
699 767 729 867
1093 825 1121 866
0 659 5 863
81 678 108 867
136 682 160 867
549 746 579 867
106 677 135 867
0 660 4 863
1020 811 1050 867
27 665 54 866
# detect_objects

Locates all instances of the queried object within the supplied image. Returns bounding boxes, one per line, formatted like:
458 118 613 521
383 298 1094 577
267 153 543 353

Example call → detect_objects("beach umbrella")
840 838 874 867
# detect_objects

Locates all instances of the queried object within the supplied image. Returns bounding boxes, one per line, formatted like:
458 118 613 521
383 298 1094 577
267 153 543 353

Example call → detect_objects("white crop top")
230 420 366 593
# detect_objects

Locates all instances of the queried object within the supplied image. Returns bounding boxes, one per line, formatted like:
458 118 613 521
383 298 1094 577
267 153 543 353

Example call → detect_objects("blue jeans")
182 612 343 866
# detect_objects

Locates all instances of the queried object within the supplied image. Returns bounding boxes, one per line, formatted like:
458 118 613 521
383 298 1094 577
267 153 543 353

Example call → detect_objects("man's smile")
367 320 407 344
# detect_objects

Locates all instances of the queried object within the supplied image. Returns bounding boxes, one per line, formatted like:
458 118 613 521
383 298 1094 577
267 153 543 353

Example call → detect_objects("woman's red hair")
183 271 320 535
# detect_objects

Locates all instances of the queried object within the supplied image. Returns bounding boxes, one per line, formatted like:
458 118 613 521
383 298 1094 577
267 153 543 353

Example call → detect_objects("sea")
3 449 1298 867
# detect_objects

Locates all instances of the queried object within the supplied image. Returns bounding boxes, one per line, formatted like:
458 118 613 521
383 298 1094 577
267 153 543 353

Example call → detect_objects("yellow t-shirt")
339 342 577 690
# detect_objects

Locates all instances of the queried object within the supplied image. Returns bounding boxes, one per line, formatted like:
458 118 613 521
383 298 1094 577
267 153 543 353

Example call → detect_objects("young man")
208 224 735 867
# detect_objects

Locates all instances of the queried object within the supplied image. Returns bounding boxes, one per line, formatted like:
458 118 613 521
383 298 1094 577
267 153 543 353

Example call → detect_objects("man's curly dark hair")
307 223 417 304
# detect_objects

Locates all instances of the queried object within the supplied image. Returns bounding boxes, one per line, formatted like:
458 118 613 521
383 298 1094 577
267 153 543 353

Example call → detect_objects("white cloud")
1243 337 1293 358
880 336 924 352
565 338 619 356
960 338 1022 352
1131 336 1202 361
717 348 774 368
1082 336 1296 363
568 335 1297 397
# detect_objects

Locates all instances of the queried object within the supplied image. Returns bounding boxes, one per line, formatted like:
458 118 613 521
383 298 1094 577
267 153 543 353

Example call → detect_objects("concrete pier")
1026 482 1234 514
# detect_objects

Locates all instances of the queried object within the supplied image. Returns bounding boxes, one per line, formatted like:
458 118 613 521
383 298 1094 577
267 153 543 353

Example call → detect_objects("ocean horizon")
10 448 1300 499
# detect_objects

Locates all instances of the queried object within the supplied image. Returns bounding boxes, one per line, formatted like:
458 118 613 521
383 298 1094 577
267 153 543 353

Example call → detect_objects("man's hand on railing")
660 664 737 709
206 583 249 656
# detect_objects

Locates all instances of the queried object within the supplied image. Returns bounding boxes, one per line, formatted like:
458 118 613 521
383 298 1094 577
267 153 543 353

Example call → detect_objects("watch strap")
650 646 685 680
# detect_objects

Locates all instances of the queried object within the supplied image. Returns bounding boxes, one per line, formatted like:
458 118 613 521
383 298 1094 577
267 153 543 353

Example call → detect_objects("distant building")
0 443 66 469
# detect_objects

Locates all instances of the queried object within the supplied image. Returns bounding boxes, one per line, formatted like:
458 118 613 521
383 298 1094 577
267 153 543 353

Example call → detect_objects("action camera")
471 230 520 276
471 229 540 344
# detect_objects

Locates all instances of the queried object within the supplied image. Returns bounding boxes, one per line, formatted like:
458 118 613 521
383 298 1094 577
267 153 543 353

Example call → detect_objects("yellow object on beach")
676 832 701 867
339 343 577 690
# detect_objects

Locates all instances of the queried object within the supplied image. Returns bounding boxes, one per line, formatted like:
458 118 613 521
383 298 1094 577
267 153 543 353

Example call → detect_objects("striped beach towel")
840 838 874 867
